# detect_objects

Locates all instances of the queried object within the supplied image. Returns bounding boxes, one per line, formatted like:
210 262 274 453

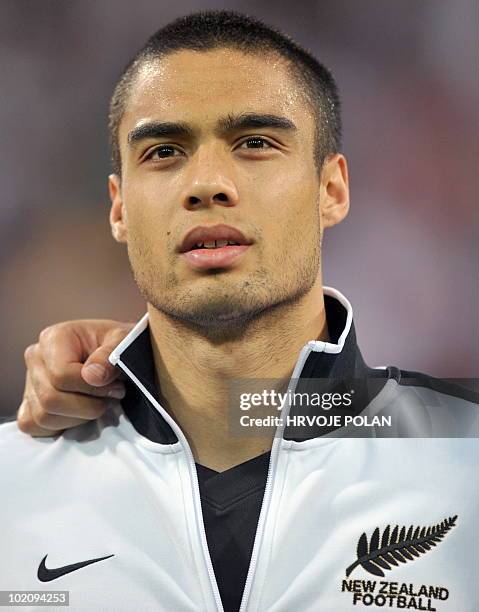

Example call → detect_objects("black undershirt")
119 294 388 610
195 452 271 612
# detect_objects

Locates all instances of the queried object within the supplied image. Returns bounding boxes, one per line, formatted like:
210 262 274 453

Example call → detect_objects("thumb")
80 323 133 387
81 345 120 386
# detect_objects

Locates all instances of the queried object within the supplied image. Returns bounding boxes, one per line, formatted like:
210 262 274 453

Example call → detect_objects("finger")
32 331 125 398
17 399 55 438
39 361 125 399
39 322 90 377
30 357 120 420
81 356 119 387
18 368 70 436
17 364 49 436
25 368 91 430
81 327 131 387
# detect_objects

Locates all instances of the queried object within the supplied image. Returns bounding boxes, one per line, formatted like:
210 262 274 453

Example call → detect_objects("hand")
17 320 134 437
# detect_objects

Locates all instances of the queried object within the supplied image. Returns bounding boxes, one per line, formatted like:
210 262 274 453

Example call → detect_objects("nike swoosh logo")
37 554 114 582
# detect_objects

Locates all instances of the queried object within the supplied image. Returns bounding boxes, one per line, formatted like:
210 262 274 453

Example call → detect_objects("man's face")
110 48 344 330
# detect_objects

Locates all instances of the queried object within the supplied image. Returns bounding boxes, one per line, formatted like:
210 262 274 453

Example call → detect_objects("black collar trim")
116 290 389 444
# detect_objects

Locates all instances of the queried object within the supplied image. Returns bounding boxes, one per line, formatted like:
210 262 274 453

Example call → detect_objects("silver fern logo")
346 515 458 578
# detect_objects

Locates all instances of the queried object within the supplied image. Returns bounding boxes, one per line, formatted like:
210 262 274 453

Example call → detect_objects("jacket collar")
109 287 388 444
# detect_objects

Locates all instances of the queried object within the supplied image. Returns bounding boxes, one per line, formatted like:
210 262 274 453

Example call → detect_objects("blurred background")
1 0 478 417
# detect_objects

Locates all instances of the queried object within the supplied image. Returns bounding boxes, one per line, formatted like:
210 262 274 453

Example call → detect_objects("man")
3 10 479 612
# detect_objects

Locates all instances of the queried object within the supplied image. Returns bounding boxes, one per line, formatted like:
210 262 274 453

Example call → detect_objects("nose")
180 147 239 211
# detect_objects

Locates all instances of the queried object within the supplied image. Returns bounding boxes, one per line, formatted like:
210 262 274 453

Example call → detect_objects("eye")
238 137 272 150
145 145 183 161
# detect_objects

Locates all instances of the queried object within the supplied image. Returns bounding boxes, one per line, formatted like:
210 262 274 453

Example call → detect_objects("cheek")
122 171 184 236
122 183 170 243
256 177 319 247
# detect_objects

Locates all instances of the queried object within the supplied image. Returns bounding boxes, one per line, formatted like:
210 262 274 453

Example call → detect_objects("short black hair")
109 10 342 176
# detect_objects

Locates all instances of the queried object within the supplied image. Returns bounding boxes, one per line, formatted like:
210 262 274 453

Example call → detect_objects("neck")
148 277 329 471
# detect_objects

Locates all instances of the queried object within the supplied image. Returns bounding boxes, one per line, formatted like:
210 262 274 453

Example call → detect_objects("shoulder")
0 412 115 475
390 366 479 406
0 419 54 451
0 420 60 486
372 366 479 437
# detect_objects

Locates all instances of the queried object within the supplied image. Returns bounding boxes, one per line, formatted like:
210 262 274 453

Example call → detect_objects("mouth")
188 239 243 249
179 224 253 270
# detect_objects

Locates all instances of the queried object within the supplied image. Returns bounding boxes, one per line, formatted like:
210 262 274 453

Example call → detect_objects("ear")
108 174 128 244
319 154 350 229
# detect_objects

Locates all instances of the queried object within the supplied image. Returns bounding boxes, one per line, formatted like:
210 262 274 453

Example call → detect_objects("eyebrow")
127 113 297 147
128 122 191 145
216 112 297 134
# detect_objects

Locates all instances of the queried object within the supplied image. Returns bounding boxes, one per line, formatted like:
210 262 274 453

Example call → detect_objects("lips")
178 224 253 271
179 224 251 253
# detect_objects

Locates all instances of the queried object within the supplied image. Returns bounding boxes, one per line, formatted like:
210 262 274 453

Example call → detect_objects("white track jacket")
1 287 478 612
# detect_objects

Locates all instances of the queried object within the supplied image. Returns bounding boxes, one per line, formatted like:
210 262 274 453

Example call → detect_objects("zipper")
108 287 352 611
238 344 314 612
112 333 320 612
115 359 225 612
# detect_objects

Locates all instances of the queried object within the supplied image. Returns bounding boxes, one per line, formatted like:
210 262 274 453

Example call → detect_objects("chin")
176 301 260 326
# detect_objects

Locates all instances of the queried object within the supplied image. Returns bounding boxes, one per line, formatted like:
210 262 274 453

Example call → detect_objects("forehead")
120 48 313 138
